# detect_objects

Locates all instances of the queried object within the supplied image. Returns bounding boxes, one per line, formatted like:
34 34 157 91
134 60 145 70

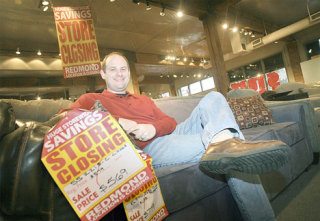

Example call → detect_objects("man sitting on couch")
65 52 291 221
70 52 289 175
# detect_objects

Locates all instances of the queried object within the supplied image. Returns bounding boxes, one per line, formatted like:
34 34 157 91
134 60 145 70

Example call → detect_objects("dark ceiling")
0 0 320 97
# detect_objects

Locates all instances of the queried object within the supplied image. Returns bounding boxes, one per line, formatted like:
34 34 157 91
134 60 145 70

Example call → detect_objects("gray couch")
0 93 318 221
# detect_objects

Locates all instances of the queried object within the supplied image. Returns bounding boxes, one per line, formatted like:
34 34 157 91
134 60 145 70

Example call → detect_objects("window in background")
263 53 288 90
244 61 263 78
263 53 285 73
228 53 288 93
161 92 170 98
189 81 202 94
180 86 189 96
228 68 245 83
265 68 288 90
201 77 215 91
305 39 320 60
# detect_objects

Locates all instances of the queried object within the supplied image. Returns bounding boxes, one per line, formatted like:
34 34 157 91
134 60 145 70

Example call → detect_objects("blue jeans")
144 92 275 221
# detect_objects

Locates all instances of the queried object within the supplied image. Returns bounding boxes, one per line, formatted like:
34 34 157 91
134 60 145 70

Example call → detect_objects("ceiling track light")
41 0 49 6
16 48 21 55
232 26 238 33
222 22 228 30
43 5 49 11
39 0 50 11
160 7 165 16
146 1 151 10
176 10 183 17
37 50 42 56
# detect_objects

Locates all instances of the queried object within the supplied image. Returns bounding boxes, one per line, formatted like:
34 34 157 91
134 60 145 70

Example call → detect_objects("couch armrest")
268 103 304 124
266 100 320 153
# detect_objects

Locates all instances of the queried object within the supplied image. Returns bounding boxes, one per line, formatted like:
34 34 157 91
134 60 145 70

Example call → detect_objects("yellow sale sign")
53 6 101 78
41 109 154 221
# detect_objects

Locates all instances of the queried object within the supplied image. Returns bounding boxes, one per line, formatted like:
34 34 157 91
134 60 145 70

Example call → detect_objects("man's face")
101 54 130 94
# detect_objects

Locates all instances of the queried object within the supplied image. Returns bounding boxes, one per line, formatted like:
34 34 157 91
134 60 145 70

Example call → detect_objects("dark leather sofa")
1 93 318 221
0 100 242 221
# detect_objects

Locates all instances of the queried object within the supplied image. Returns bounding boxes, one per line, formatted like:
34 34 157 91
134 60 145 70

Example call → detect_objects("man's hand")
118 118 138 134
118 118 156 141
131 124 156 141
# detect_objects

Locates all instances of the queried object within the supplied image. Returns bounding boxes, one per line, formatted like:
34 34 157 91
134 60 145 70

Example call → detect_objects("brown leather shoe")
199 138 289 174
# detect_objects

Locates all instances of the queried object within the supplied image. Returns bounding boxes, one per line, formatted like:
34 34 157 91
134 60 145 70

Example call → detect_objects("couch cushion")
0 101 16 140
0 122 53 217
243 122 303 146
154 96 202 123
1 99 72 122
227 95 273 130
275 82 306 95
227 89 260 98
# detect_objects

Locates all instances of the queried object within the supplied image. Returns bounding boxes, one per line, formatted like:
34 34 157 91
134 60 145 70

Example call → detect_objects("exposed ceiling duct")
246 11 320 50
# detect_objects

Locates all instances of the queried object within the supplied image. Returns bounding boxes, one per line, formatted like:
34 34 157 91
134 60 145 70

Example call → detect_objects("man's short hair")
101 52 130 73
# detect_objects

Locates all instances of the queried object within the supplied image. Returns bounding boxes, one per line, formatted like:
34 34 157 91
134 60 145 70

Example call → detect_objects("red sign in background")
230 71 284 94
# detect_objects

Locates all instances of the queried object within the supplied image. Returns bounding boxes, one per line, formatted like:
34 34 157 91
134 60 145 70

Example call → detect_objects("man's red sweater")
70 90 177 149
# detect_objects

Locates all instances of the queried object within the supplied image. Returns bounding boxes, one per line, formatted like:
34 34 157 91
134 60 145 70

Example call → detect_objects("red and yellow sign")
123 153 169 221
42 109 154 221
53 6 101 78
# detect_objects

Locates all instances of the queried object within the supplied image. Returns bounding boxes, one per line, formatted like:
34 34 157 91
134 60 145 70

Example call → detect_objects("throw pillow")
227 95 272 130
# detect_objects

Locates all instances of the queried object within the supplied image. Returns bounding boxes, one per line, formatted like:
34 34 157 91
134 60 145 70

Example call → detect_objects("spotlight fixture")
160 7 165 16
183 57 187 62
222 22 228 30
16 48 21 55
232 26 238 33
41 0 49 6
176 10 183 17
110 0 116 2
37 50 42 56
39 0 50 11
146 1 151 10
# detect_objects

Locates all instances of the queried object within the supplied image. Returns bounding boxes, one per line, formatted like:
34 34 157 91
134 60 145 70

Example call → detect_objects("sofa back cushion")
1 99 72 122
227 89 260 98
0 101 16 139
154 96 203 123
275 82 306 95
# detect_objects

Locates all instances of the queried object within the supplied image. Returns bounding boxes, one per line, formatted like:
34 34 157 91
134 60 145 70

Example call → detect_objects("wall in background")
300 56 320 84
